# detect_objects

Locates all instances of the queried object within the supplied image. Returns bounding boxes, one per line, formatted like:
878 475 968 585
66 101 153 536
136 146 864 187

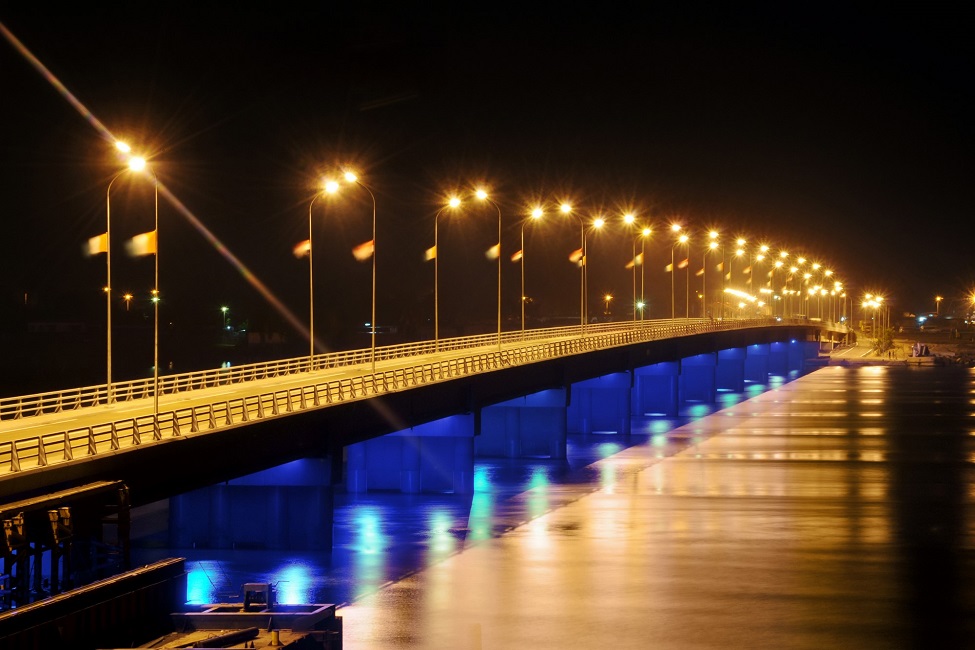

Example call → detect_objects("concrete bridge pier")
477 389 568 459
567 373 632 435
679 353 717 405
345 415 476 495
169 458 334 551
716 347 746 393
632 361 680 416
793 340 821 372
744 343 771 383
768 341 790 376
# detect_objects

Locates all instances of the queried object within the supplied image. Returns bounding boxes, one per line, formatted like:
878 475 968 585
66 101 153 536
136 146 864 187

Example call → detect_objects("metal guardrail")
0 318 839 477
0 319 711 421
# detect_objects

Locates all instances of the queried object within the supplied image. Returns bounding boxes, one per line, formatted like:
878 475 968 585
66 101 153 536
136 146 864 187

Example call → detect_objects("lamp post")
623 213 637 321
703 235 719 318
434 197 462 351
936 295 943 315
475 189 503 351
307 179 339 368
343 172 379 371
560 203 586 332
670 227 688 319
639 226 651 320
102 143 151 404
221 306 229 329
520 207 543 338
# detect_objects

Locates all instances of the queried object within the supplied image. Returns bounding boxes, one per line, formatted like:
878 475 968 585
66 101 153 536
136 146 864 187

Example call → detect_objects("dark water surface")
133 366 975 648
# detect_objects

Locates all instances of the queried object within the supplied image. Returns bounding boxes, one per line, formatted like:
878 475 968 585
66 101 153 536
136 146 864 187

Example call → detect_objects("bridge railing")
0 317 843 478
0 317 828 423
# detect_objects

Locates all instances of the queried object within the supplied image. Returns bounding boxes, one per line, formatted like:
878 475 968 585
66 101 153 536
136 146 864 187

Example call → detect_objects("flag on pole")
695 267 704 276
352 239 374 261
677 258 689 269
125 230 157 257
743 265 751 274
715 261 724 271
511 249 524 262
85 232 108 256
624 252 644 269
665 262 674 272
569 248 583 264
485 243 500 260
725 272 732 280
293 239 311 258
424 245 437 261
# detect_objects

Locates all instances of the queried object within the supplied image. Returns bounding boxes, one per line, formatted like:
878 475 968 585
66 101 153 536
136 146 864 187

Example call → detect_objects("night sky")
1 5 973 380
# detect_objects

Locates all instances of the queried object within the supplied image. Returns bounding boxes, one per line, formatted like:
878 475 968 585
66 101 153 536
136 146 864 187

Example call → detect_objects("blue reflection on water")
132 368 814 608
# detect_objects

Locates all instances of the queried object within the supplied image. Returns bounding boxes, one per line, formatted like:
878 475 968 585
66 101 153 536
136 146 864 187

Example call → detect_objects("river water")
131 364 975 648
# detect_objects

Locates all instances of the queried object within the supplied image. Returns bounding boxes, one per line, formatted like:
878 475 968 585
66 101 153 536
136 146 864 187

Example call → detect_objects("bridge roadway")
0 318 841 504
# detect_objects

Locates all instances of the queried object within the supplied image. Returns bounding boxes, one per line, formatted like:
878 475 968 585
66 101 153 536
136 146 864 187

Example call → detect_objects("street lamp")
703 234 719 318
560 202 586 332
519 207 543 338
221 306 229 329
307 178 339 368
639 226 651 320
101 143 154 405
343 171 379 371
670 227 689 319
123 293 133 311
936 295 943 315
623 213 637 321
474 189 503 351
433 197 462 351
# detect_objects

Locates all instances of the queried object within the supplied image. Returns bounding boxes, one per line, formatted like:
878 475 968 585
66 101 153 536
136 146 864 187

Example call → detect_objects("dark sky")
2 4 973 347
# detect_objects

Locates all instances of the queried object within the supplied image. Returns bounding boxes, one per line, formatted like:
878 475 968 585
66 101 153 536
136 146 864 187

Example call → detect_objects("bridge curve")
0 318 847 505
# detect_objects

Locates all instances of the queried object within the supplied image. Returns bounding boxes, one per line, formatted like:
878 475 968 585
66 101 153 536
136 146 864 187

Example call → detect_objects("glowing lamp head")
127 156 147 172
448 197 461 208
560 203 572 214
115 141 131 154
343 171 358 183
531 207 543 219
641 227 651 237
593 217 605 229
324 180 340 194
623 213 635 225
475 189 488 200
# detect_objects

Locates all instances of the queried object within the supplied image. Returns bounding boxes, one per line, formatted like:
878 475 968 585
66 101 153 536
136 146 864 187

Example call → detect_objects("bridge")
1 318 847 505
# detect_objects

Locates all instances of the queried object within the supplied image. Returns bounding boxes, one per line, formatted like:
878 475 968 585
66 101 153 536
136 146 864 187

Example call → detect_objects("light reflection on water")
132 370 816 607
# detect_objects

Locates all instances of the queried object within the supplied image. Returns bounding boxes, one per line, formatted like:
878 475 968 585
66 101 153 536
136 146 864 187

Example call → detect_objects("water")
129 372 797 607
130 365 975 647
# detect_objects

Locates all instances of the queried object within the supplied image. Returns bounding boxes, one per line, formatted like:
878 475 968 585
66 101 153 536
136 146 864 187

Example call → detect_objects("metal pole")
105 176 117 404
152 179 159 418
308 194 319 367
353 181 378 372
640 237 646 320
520 223 525 339
671 245 676 319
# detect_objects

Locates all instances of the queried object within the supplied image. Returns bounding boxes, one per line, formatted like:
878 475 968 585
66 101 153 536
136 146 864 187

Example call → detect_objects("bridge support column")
716 347 746 393
791 339 821 372
768 341 789 376
567 373 632 435
345 414 476 495
168 458 334 551
680 353 717 404
477 389 567 459
632 361 680 416
744 343 770 383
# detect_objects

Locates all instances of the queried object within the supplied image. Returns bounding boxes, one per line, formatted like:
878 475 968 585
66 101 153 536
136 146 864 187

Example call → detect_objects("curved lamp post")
560 203 604 333
343 172 379 371
638 226 651 320
475 189 503 351
103 143 153 404
434 197 462 351
703 233 719 318
623 213 637 321
307 179 339 368
670 227 688 319
520 207 543 338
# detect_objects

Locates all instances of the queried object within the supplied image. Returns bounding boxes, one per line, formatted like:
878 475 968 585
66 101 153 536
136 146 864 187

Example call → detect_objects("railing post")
63 432 73 461
10 442 20 472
